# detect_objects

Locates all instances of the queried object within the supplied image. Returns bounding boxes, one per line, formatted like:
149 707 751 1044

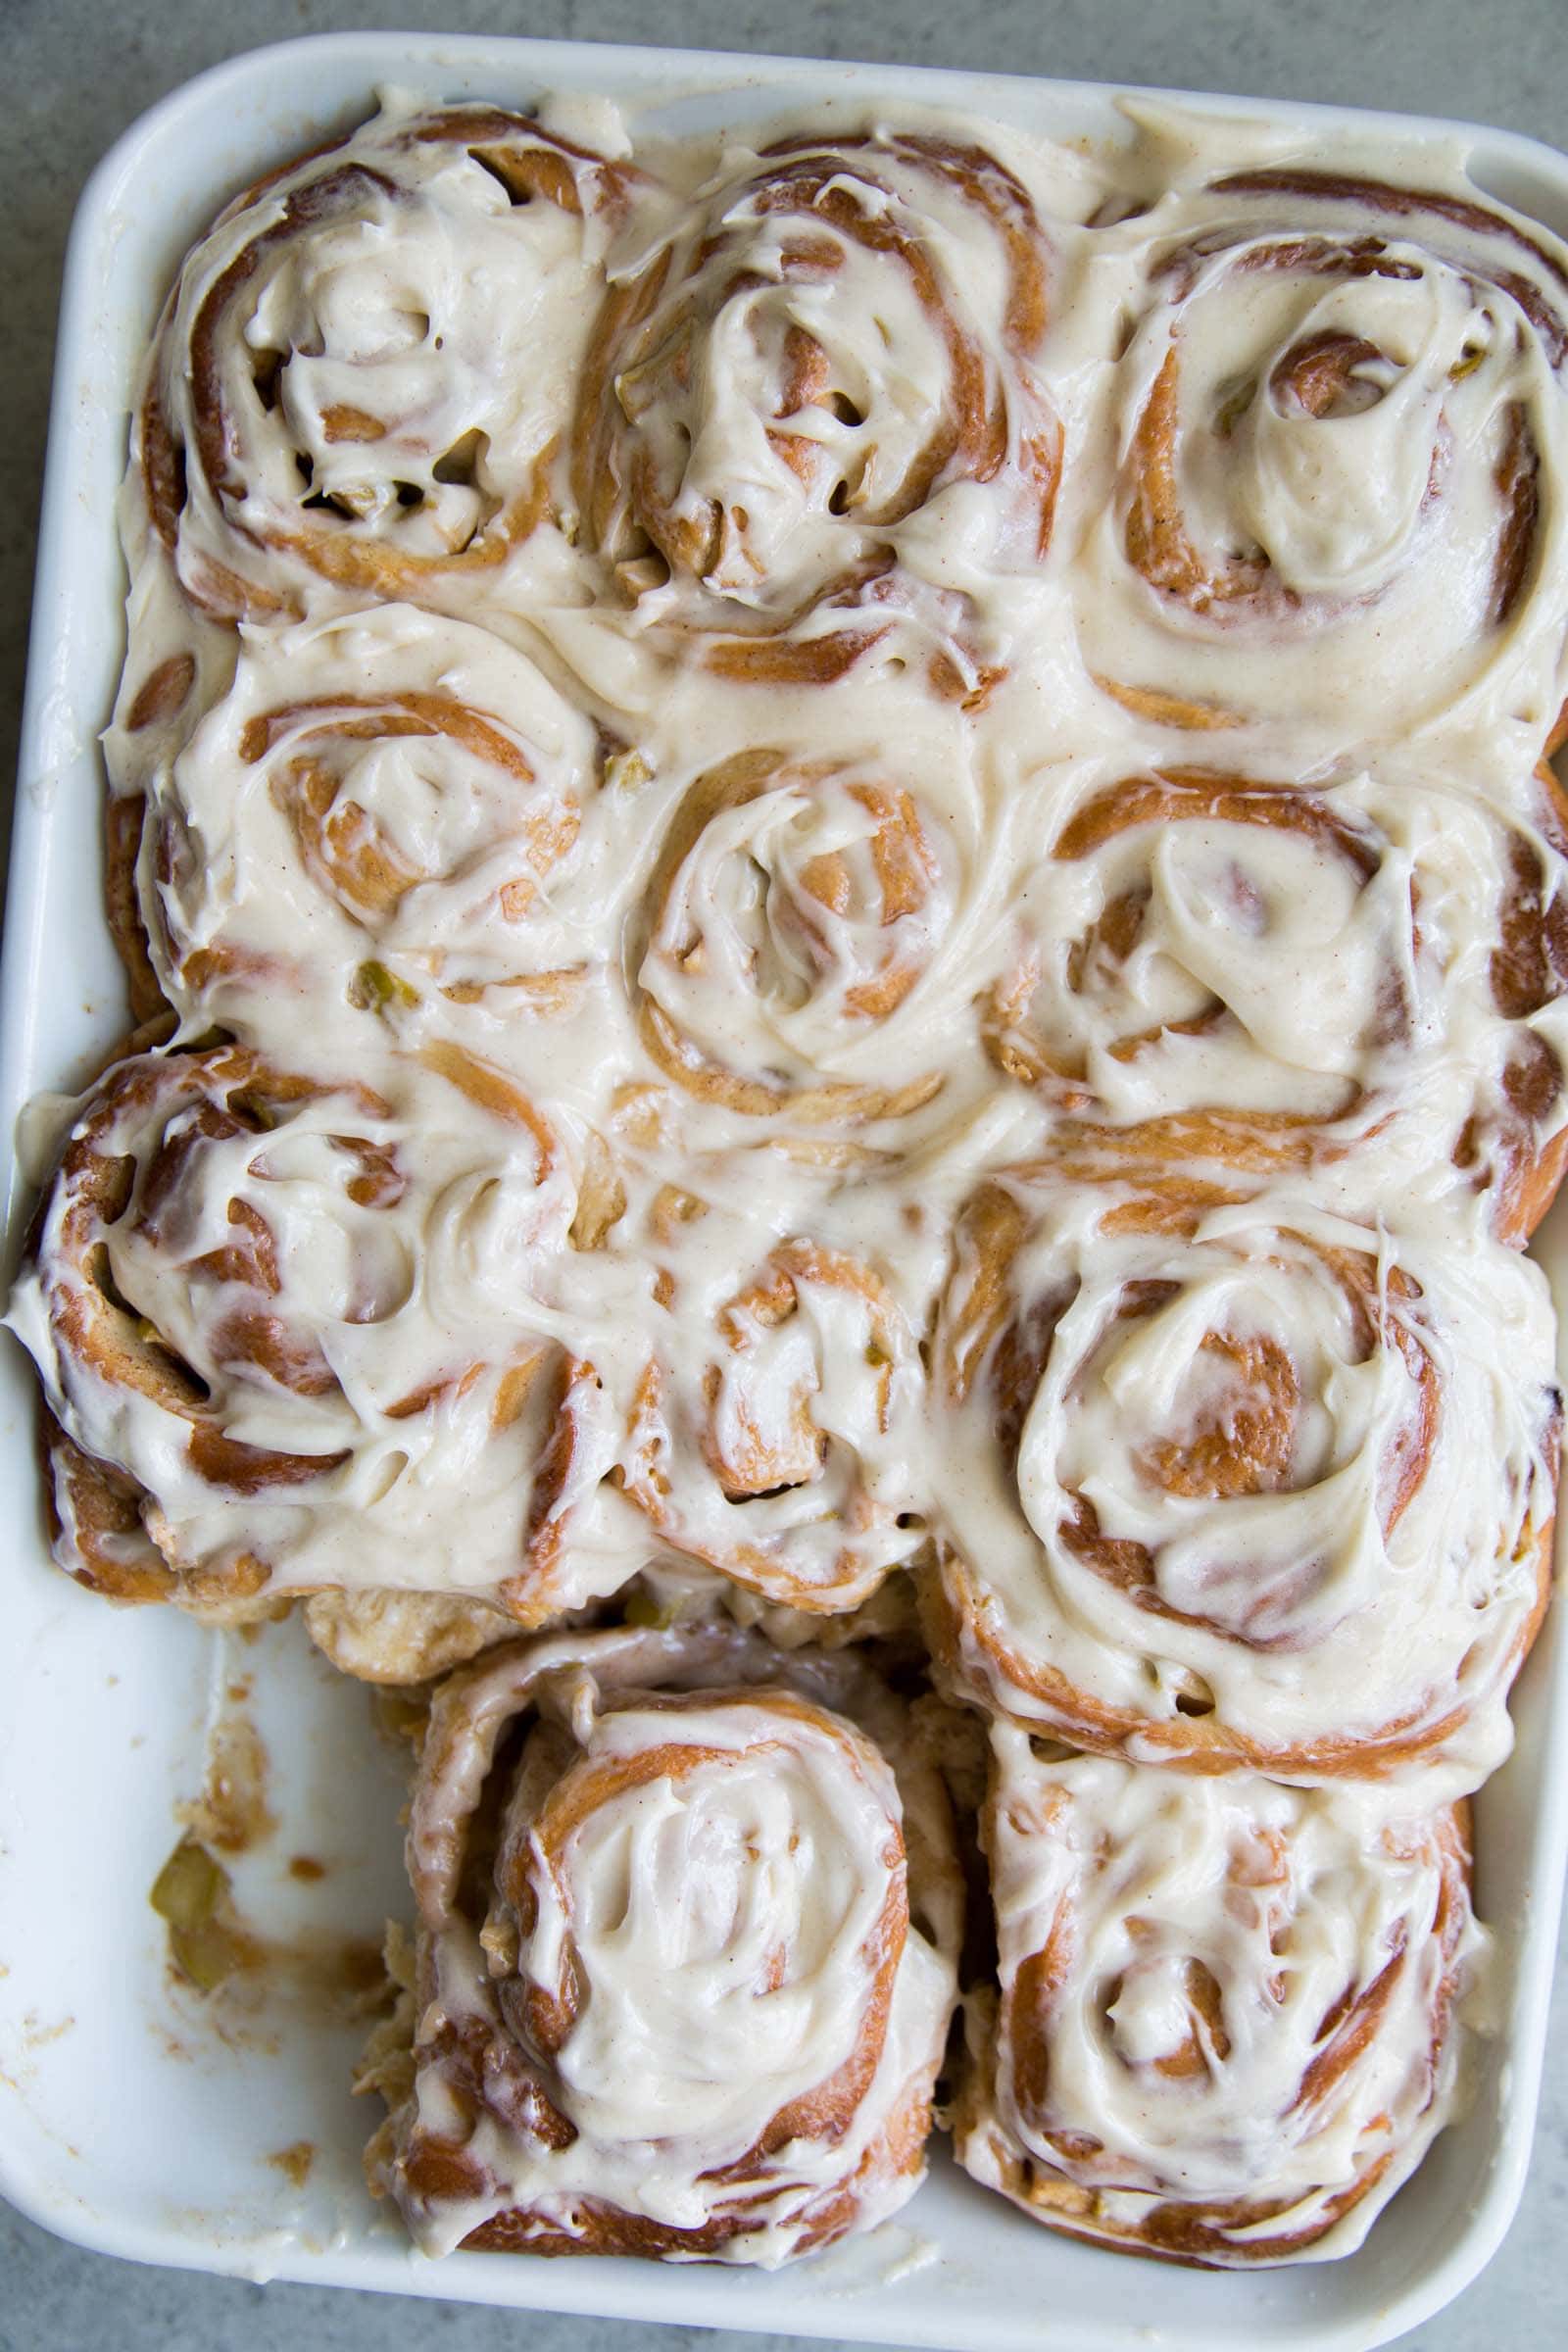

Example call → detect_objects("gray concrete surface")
2 2 1566 2348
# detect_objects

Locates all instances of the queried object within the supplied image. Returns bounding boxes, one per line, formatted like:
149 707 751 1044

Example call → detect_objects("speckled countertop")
2 4 1566 2349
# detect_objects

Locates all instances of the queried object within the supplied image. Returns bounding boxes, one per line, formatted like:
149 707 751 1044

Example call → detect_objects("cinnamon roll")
137 96 637 625
366 1620 960 2262
616 1236 924 1612
632 745 991 1134
572 126 1060 697
5 1046 630 1636
1074 161 1568 758
922 1171 1560 1783
119 604 599 1038
953 1730 1489 2265
984 760 1568 1235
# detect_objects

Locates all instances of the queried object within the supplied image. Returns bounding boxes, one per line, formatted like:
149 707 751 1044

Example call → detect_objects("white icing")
1054 150 1568 767
988 759 1568 1202
962 1734 1491 2262
140 92 637 626
930 1183 1560 1786
6 1050 635 1614
576 121 1067 686
392 1623 958 2262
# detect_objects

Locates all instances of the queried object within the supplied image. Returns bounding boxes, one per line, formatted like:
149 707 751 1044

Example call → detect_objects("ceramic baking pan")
2 31 1566 2350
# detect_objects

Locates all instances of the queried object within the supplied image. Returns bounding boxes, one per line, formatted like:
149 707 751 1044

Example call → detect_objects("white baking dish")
2 29 1566 2349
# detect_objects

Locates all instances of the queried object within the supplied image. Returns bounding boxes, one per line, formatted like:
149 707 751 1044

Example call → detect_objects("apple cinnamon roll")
137 96 637 625
615 1236 924 1614
954 1731 1489 2266
1075 162 1568 755
572 125 1060 697
922 1172 1560 1784
5 1045 629 1635
984 760 1568 1235
122 603 599 1037
366 1620 960 2263
633 745 993 1133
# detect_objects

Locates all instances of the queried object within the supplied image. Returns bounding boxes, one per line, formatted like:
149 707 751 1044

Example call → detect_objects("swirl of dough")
616 1237 924 1611
121 604 597 1033
1074 165 1568 753
573 125 1059 695
953 1732 1488 2265
634 745 994 1130
370 1621 960 2263
137 96 637 623
922 1173 1559 1783
984 761 1568 1235
5 1047 633 1636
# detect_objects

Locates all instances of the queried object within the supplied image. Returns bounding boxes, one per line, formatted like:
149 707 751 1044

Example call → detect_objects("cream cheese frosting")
956 1731 1489 2264
926 1174 1560 1787
135 95 644 630
381 1621 960 2262
14 85 1568 1686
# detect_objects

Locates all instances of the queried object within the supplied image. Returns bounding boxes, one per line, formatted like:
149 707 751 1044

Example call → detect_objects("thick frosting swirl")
955 1732 1489 2265
119 603 598 1024
572 125 1061 695
633 743 998 1131
138 97 637 625
1062 152 1568 764
373 1621 959 2263
924 1174 1560 1785
984 759 1568 1231
8 1046 636 1625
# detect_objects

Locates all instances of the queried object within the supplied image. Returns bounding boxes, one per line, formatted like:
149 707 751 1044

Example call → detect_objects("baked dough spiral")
117 603 598 1032
7 1046 631 1634
1076 165 1568 751
633 744 993 1133
572 127 1060 696
984 760 1568 1234
368 1620 960 2263
922 1172 1560 1782
953 1730 1487 2266
138 97 635 623
617 1237 924 1611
